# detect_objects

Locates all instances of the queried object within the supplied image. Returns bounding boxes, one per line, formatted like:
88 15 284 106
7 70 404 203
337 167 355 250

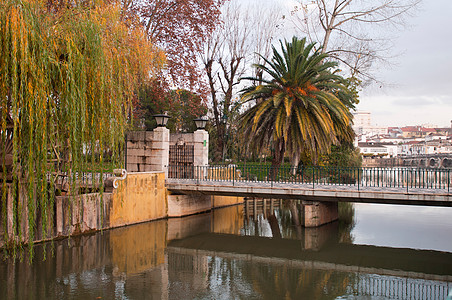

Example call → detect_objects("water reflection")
351 203 452 252
0 202 451 299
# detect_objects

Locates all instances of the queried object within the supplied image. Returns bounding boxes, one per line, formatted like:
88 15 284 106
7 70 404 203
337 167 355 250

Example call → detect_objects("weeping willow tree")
0 0 165 248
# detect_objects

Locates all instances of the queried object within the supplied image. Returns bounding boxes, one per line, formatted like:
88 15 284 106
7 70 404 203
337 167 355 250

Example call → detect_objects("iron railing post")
406 168 409 194
232 164 235 186
313 167 315 189
271 165 273 188
358 167 360 191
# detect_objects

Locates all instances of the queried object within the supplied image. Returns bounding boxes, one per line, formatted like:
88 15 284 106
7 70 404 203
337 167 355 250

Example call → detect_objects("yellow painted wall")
110 172 167 228
212 195 244 208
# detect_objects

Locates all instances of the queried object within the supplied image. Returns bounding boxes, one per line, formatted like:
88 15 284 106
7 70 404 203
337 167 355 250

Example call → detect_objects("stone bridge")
364 154 452 169
401 154 452 168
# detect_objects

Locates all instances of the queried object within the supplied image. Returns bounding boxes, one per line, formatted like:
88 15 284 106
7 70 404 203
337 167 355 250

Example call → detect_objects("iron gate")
169 144 194 178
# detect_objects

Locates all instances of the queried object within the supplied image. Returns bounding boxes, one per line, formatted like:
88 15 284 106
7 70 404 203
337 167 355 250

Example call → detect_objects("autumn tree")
0 0 164 247
137 81 207 132
122 0 225 93
290 0 420 84
202 1 283 161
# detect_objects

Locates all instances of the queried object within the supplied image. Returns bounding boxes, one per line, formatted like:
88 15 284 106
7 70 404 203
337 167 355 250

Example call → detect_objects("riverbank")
0 171 243 249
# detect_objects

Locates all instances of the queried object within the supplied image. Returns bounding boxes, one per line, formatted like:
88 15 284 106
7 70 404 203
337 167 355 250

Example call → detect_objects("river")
1 201 451 299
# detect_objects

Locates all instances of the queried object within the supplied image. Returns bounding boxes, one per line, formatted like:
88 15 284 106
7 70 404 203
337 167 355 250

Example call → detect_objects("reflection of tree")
338 202 355 243
267 214 281 239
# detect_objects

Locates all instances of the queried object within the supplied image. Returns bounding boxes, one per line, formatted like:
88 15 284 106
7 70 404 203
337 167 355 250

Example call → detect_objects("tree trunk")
269 137 285 180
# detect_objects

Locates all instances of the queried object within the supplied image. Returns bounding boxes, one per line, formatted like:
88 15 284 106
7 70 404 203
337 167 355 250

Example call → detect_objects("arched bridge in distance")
166 165 452 207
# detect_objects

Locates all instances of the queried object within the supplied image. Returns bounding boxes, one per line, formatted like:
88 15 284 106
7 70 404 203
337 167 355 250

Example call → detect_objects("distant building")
354 114 452 158
352 111 387 136
358 142 391 157
400 126 436 138
352 111 371 128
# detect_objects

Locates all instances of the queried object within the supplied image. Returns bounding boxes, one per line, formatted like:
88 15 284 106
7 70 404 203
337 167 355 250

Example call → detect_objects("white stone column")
193 129 209 167
193 129 209 180
150 126 170 176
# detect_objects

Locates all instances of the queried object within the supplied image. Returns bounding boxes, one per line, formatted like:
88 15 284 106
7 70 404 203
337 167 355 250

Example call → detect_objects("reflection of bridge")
168 233 452 299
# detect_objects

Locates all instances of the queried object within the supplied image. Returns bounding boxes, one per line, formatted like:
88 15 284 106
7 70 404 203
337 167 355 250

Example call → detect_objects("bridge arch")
419 159 426 168
442 158 452 168
429 158 435 168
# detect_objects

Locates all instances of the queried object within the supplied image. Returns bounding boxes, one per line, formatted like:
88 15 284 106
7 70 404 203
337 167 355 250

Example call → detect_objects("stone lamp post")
151 113 170 175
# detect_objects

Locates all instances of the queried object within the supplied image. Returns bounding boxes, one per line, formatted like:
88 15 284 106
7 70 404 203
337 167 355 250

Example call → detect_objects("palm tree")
238 37 355 177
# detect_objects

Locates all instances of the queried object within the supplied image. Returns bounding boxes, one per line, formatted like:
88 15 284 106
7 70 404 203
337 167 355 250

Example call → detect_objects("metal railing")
167 164 451 192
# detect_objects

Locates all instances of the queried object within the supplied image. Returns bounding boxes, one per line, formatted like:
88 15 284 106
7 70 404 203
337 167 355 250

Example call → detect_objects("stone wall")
125 130 170 173
125 131 154 172
56 193 112 237
126 129 209 174
1 172 168 247
167 194 211 217
1 172 243 247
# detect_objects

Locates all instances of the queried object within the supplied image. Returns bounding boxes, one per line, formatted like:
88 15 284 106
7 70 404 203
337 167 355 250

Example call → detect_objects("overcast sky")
358 0 452 128
246 0 452 128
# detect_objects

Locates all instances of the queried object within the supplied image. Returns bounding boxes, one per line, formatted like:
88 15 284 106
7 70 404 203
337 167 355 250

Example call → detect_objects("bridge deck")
166 179 452 206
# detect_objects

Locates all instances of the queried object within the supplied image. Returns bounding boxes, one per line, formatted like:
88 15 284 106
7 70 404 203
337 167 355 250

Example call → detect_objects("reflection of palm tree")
267 214 282 239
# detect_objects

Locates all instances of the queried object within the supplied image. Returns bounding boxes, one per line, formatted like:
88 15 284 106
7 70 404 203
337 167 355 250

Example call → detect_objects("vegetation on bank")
0 0 163 250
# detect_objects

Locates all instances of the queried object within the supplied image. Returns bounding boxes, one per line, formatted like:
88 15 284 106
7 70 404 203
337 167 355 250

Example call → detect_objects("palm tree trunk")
269 137 285 180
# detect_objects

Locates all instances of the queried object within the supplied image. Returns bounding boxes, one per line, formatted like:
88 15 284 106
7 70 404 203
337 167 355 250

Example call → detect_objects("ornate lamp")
153 113 170 127
194 117 208 130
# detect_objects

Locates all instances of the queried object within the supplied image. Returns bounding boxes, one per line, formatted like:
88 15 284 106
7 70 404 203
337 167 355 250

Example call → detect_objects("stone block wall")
126 131 154 172
126 128 170 173
56 193 112 236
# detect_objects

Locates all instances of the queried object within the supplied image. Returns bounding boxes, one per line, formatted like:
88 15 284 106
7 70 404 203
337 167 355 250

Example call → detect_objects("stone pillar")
150 127 170 175
302 200 338 227
193 129 209 167
125 131 153 172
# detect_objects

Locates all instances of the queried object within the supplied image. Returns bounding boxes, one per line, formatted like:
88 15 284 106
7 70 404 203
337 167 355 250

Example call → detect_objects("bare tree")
202 1 283 161
291 0 420 84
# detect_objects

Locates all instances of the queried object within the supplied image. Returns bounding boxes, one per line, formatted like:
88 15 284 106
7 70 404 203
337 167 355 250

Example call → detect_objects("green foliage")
238 36 356 169
320 144 362 167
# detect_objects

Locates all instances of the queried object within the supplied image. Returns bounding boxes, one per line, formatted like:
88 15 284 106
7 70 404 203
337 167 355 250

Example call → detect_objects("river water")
1 201 451 299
